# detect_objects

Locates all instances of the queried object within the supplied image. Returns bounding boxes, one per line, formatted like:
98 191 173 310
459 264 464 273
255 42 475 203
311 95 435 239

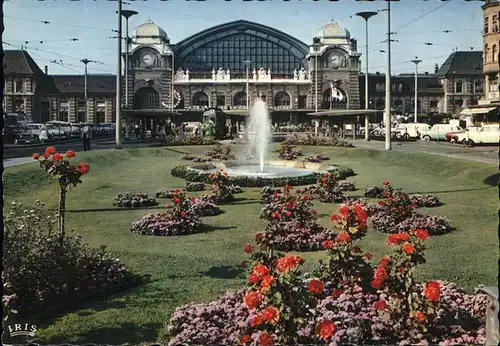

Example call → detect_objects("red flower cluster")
335 232 352 243
275 255 302 273
248 264 275 292
244 244 253 253
330 204 368 231
387 232 410 245
315 319 336 340
424 281 441 301
307 279 324 294
413 228 430 240
258 332 274 346
33 147 89 176
402 242 414 254
374 299 388 311
371 256 391 290
244 291 263 310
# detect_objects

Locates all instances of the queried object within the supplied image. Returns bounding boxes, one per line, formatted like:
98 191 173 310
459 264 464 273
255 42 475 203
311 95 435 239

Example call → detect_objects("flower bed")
410 194 443 208
4 201 143 318
171 165 317 187
202 169 235 204
364 182 442 208
167 200 486 346
155 189 176 199
396 213 454 235
314 172 348 203
364 185 384 198
151 135 216 147
283 134 354 147
131 191 202 236
113 192 158 208
336 180 356 191
185 182 205 192
189 197 223 217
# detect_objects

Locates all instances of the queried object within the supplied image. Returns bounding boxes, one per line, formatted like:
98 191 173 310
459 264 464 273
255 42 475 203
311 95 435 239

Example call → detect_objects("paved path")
350 139 498 165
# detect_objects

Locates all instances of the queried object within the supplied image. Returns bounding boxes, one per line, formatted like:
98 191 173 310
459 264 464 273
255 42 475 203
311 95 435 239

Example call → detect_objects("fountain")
187 99 320 184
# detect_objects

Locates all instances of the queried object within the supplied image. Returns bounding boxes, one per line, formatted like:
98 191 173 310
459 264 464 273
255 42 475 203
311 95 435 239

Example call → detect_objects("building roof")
315 22 351 45
3 50 59 94
132 19 169 45
52 74 116 94
435 51 483 77
359 73 444 95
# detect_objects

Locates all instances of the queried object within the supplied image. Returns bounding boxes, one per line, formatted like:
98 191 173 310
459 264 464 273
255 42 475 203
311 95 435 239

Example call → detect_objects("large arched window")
274 91 291 108
233 91 247 107
321 88 347 109
485 44 489 63
192 91 209 107
134 87 160 109
174 20 308 74
493 45 497 62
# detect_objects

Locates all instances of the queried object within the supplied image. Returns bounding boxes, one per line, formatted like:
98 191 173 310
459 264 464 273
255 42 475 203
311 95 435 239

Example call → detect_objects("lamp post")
312 37 321 114
120 9 138 109
411 58 422 123
244 60 251 110
80 58 98 123
115 0 123 148
356 11 378 141
384 0 392 150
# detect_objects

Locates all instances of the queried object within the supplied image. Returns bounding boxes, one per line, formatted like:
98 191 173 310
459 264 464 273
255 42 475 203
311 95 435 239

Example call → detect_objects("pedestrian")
39 124 49 143
134 124 140 138
81 123 92 151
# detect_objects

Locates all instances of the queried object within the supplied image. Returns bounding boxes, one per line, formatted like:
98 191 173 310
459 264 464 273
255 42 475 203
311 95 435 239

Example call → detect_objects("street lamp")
80 58 98 123
312 37 322 114
356 11 378 141
115 0 123 148
411 58 422 123
384 0 392 151
244 60 251 110
120 9 138 110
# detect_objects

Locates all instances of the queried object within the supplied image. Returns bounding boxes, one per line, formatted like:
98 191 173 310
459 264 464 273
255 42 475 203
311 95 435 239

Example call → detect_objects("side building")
481 0 500 108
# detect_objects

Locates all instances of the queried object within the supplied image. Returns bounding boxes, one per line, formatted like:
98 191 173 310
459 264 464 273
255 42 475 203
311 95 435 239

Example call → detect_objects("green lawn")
4 145 498 345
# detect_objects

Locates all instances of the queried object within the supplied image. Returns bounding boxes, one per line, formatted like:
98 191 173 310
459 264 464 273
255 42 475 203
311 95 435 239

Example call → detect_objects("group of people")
37 123 93 151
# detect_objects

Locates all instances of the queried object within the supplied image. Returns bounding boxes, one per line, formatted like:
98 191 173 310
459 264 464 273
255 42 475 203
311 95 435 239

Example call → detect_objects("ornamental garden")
2 141 497 345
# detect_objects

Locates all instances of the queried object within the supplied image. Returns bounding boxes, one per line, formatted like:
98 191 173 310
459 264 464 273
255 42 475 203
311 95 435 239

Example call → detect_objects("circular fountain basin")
205 164 313 178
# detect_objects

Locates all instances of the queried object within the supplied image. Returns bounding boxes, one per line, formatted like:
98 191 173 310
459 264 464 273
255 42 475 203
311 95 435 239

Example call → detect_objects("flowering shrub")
228 184 243 194
277 144 302 160
131 191 202 236
206 143 236 160
397 213 453 235
303 154 329 163
4 201 142 317
189 197 222 217
155 189 177 199
260 186 282 204
336 180 356 191
185 182 205 192
316 172 347 203
363 185 384 198
113 192 158 208
33 147 89 240
410 194 443 208
204 169 234 204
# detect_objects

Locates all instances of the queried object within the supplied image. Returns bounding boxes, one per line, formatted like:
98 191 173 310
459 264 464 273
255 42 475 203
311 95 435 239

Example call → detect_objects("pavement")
3 138 498 168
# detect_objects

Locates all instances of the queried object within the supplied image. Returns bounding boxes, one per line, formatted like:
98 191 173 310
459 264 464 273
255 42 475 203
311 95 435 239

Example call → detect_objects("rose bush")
33 147 89 241
185 182 205 192
364 182 442 208
131 190 202 236
315 172 348 203
113 192 158 208
4 201 143 317
202 169 235 204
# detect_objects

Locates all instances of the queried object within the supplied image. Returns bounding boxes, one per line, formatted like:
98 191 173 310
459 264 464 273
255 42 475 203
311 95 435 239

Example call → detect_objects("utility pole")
411 58 422 123
385 0 392 150
356 11 378 140
116 0 123 148
312 38 321 114
120 9 138 110
80 59 98 123
244 60 251 110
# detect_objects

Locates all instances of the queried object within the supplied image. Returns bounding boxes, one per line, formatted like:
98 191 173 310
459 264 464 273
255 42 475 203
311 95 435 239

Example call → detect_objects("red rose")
424 281 441 301
32 153 40 160
338 206 349 216
52 153 63 161
330 213 340 221
413 228 429 240
378 201 385 206
260 275 275 291
331 289 342 298
308 279 324 294
285 211 292 217
244 291 263 310
65 150 76 158
261 306 279 324
335 232 352 243
45 146 56 155
255 232 264 243
316 320 336 340
248 274 260 284
252 264 271 278
383 180 390 185
173 198 181 204
78 162 89 175
373 299 387 311
249 314 264 327
258 332 274 346
239 335 252 345
244 243 253 253
322 240 334 249
402 242 414 254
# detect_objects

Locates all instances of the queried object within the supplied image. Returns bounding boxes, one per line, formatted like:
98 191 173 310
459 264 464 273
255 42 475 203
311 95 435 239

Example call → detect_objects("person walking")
81 124 92 151
39 124 49 143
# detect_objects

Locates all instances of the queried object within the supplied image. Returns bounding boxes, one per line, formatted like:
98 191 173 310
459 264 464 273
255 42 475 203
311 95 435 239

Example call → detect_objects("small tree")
33 147 89 241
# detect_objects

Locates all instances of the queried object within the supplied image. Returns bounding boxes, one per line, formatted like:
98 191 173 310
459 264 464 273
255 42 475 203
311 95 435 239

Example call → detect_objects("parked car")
455 124 499 146
392 123 431 140
445 129 466 143
420 124 462 141
4 126 38 144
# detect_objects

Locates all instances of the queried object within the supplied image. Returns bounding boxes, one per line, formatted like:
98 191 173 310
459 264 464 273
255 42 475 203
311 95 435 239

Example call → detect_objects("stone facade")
482 0 500 102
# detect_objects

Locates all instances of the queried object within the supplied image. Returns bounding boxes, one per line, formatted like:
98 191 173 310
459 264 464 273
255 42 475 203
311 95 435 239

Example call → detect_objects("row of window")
484 43 500 63
484 11 500 34
57 110 106 123
10 78 31 94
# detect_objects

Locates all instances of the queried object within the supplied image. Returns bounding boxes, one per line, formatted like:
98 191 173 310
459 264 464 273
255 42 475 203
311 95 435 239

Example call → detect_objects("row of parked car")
365 122 498 146
4 120 116 145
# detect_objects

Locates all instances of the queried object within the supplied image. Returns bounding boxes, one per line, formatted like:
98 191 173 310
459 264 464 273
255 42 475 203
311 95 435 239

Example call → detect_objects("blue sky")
4 0 482 76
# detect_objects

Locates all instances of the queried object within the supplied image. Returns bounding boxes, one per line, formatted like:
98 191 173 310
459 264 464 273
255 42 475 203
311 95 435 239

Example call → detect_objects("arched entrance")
134 87 160 109
322 88 347 109
192 91 209 107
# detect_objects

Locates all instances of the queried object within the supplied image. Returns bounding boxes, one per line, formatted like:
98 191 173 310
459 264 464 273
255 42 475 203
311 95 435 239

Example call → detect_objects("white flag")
337 89 344 101
330 82 335 100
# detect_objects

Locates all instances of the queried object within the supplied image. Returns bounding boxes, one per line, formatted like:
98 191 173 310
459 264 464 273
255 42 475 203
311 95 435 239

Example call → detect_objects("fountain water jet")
247 99 270 173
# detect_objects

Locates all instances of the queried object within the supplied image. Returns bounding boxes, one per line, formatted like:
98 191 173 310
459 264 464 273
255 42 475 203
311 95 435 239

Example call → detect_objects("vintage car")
455 124 499 146
420 124 462 141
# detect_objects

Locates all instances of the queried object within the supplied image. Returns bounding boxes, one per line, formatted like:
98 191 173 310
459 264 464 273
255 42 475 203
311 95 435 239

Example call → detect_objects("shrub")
155 189 177 199
151 135 216 147
396 213 454 235
303 154 329 163
4 201 141 317
277 144 302 160
189 197 222 217
364 185 384 198
32 147 89 241
185 182 205 192
331 165 356 180
206 143 236 160
283 134 354 147
113 192 158 208
410 194 443 208
336 180 356 191
203 169 234 204
228 185 243 194
131 191 202 236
